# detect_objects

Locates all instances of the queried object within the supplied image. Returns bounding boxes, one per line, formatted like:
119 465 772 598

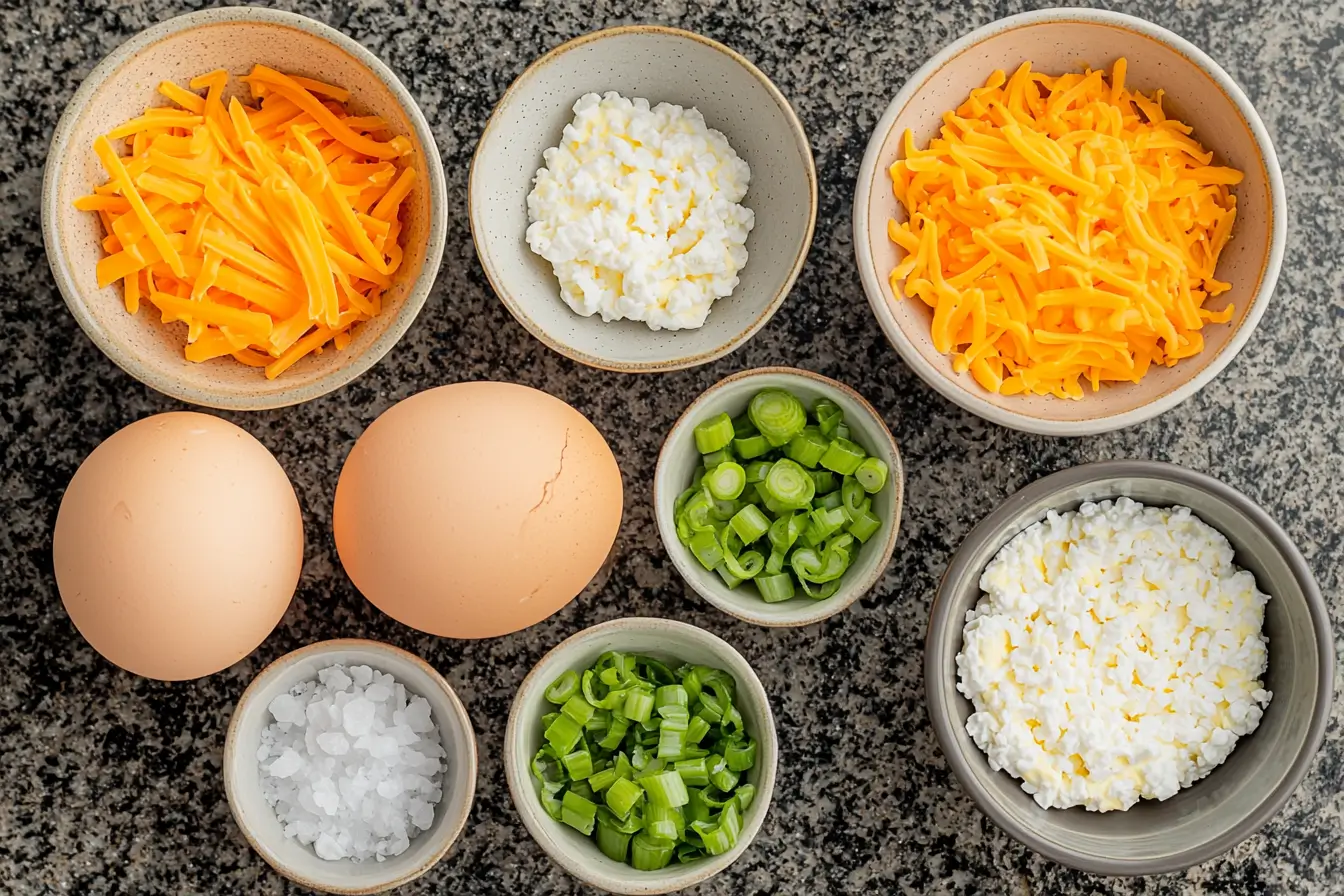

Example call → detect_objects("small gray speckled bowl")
926 461 1333 875
469 25 817 372
504 617 777 894
654 367 903 627
42 7 447 410
224 639 477 894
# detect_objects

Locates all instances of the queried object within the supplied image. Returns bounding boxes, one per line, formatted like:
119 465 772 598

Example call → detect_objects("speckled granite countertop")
2 0 1341 893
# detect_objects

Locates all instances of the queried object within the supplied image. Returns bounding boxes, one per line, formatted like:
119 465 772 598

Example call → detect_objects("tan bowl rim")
653 366 904 627
41 6 448 410
924 460 1335 874
468 24 818 373
222 638 479 894
502 616 778 894
851 8 1288 436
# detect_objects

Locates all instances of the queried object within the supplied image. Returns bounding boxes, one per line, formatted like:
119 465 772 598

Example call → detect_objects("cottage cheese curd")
956 498 1271 812
525 92 755 331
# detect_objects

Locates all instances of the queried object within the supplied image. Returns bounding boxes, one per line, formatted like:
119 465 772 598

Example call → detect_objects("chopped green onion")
656 685 688 710
855 455 888 493
545 670 579 704
598 717 631 750
803 506 849 546
730 413 757 438
687 715 711 745
588 766 620 792
631 832 676 871
756 572 796 603
561 790 598 835
761 458 816 509
819 438 867 475
643 770 690 808
623 689 655 724
785 425 829 468
744 460 773 483
545 714 584 754
596 816 632 862
729 504 770 544
604 776 644 818
560 695 595 726
704 462 747 501
708 754 738 792
735 783 757 811
748 389 807 446
714 562 744 589
693 413 734 454
675 757 710 787
701 447 733 470
815 490 844 512
563 748 594 780
808 469 838 494
645 804 684 841
724 737 758 771
848 506 882 543
686 529 724 570
834 423 851 441
813 398 843 436
732 434 771 459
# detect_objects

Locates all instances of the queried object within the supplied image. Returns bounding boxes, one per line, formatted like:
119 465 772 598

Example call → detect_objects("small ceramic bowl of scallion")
654 367 904 627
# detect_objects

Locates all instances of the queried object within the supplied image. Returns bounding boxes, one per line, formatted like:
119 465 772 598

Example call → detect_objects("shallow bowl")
504 617 777 894
926 460 1333 874
42 7 447 410
853 10 1285 435
470 25 816 372
224 639 477 894
654 367 903 627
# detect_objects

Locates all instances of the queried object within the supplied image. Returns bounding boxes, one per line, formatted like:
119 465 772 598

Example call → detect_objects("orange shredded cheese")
78 66 415 378
887 59 1242 399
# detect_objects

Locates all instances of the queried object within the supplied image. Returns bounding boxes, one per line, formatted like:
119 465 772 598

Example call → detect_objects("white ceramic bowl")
42 7 448 410
853 9 1285 435
470 25 817 372
504 617 777 895
654 368 904 627
223 640 477 894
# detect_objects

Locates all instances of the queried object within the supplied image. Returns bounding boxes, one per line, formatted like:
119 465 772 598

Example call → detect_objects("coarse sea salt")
257 663 446 862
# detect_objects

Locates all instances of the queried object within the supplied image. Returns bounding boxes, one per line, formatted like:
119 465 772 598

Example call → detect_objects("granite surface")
1 0 1341 893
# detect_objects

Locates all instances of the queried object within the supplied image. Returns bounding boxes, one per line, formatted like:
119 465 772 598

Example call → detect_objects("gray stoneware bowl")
503 617 777 894
42 7 447 410
654 367 903 627
926 460 1333 875
470 25 817 372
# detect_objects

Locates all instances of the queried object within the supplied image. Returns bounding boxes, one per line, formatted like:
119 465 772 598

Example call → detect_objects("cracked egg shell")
334 382 622 638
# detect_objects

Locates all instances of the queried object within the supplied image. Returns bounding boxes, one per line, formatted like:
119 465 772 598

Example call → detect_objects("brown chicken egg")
52 412 303 681
333 382 623 638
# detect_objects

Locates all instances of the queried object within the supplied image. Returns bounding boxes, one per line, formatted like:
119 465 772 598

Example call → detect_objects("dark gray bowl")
926 460 1333 875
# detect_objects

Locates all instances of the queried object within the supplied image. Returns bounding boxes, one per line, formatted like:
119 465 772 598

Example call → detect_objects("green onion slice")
761 458 816 509
704 462 747 501
748 389 807 446
785 425 829 468
819 438 867 475
855 455 888 493
545 670 580 704
693 413 734 454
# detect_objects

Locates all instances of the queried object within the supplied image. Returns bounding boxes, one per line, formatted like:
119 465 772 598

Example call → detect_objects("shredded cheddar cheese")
887 59 1242 399
78 66 415 379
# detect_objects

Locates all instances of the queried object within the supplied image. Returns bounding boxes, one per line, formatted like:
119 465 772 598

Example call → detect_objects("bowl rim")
40 6 449 411
924 459 1335 875
653 366 904 627
468 24 819 373
502 616 778 894
851 8 1288 436
222 638 478 894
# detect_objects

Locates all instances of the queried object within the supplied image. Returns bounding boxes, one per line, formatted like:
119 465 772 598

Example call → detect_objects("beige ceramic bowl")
504 617 777 894
853 9 1286 436
654 368 903 627
470 26 817 372
223 639 477 894
42 7 448 410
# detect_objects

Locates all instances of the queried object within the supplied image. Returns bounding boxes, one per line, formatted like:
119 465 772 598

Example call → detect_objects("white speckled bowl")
469 25 817 372
504 618 777 894
42 7 448 410
654 368 903 627
853 9 1285 435
224 639 477 894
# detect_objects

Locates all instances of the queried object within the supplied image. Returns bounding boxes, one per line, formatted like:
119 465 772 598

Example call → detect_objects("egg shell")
333 382 623 638
52 412 303 681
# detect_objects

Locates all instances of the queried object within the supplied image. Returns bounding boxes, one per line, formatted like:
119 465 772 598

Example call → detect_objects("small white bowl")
852 9 1285 435
223 639 477 894
504 617 777 895
654 368 904 627
470 25 817 372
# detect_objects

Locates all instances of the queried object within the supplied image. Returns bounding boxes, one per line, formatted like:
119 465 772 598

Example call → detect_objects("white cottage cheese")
525 92 755 331
956 498 1271 812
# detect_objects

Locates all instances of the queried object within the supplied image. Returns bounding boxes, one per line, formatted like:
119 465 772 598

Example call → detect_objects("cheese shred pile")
78 66 415 379
887 59 1243 399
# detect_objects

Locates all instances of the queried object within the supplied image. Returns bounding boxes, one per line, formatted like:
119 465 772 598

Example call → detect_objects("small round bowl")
926 461 1333 875
470 25 817 372
654 367 904 627
224 639 477 894
853 10 1286 435
504 617 777 895
42 7 448 410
